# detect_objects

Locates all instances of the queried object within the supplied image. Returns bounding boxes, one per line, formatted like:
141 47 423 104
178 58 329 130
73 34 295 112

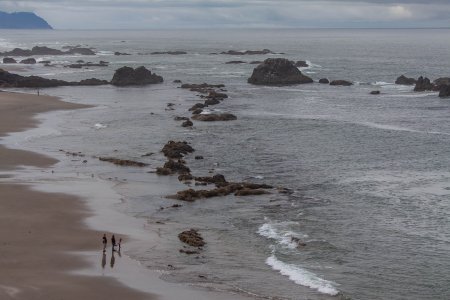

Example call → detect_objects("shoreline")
0 91 153 299
0 90 252 300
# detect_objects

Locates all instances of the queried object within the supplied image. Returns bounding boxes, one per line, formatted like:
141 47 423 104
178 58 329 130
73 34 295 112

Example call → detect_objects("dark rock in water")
195 156 204 160
3 57 16 64
78 78 109 86
178 229 205 247
191 109 203 115
161 141 195 159
221 49 274 55
330 80 353 86
151 51 187 55
395 75 417 85
178 174 194 182
39 60 51 64
182 119 193 127
414 76 434 92
156 167 172 175
206 91 228 100
189 103 206 111
195 174 227 185
67 61 108 68
226 60 246 64
433 78 450 91
98 157 149 167
0 68 70 88
294 60 309 68
249 61 262 64
319 78 329 84
181 83 225 94
20 58 36 64
162 159 191 175
192 113 237 121
439 85 450 98
111 66 163 86
235 188 268 196
370 90 381 95
248 58 313 86
0 45 95 56
114 52 131 56
204 98 220 106
173 80 182 83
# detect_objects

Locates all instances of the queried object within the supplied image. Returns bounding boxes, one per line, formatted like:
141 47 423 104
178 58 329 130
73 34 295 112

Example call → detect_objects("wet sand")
0 91 152 299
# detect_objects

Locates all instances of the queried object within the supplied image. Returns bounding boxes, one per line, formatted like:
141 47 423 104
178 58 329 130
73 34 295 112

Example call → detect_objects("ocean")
1 28 450 299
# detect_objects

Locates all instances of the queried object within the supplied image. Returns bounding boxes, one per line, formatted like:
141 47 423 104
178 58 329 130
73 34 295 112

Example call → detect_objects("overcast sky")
0 0 449 29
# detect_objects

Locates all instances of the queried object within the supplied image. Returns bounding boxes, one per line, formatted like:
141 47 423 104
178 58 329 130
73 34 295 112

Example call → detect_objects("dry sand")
0 91 153 299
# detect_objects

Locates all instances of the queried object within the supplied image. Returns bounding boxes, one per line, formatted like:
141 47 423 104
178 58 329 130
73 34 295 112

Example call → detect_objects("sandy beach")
0 91 152 299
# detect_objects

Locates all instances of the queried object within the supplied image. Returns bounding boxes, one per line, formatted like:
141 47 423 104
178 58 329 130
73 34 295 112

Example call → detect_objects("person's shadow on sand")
101 252 106 269
110 249 116 268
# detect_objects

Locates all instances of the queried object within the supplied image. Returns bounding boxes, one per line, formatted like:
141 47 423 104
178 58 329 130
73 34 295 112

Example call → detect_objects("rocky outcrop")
319 78 330 84
78 78 109 86
2 57 16 64
0 46 95 57
110 66 163 86
221 49 274 55
294 61 309 68
98 157 149 167
248 58 313 86
434 78 450 91
395 75 416 85
178 229 205 247
330 80 353 86
0 68 109 88
439 85 450 98
156 160 191 175
414 76 434 92
192 113 237 121
20 58 36 64
161 141 195 159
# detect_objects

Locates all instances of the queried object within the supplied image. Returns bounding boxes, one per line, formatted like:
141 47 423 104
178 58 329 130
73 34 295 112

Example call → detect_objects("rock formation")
110 66 163 86
330 80 353 86
395 75 416 85
248 58 313 86
192 113 237 121
414 76 434 92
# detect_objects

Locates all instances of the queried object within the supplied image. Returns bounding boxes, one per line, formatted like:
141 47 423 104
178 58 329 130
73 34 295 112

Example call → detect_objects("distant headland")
0 11 53 29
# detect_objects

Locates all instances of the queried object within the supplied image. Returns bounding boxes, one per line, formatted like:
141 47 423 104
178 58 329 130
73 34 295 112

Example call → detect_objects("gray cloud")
0 0 449 29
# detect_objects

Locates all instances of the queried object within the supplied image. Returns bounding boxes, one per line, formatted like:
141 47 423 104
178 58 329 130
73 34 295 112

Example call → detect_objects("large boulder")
3 57 16 64
395 75 416 85
110 66 163 86
439 85 450 98
414 76 434 92
20 58 36 64
330 80 353 86
248 58 313 86
433 78 450 91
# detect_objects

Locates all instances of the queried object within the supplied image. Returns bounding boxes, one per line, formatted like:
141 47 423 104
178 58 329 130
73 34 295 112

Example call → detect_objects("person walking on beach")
102 234 107 252
118 238 122 252
111 234 116 251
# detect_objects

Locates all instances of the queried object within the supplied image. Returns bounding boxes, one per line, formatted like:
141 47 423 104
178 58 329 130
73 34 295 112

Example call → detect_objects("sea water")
2 28 450 300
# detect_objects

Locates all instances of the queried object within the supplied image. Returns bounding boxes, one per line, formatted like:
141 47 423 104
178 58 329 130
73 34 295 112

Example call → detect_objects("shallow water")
2 28 450 299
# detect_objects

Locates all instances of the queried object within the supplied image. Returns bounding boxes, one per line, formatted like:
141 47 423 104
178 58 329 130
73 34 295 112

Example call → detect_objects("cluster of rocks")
156 141 194 176
0 45 96 57
219 49 276 55
0 66 163 88
248 58 313 85
395 75 450 98
181 83 237 122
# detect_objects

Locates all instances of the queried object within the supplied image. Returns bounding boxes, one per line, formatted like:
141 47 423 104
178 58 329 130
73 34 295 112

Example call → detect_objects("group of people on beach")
102 233 121 252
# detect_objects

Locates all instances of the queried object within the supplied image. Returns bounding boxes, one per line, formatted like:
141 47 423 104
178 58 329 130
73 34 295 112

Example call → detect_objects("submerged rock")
2 57 16 64
329 80 353 86
226 60 246 64
370 90 381 95
151 51 187 55
319 78 330 84
98 157 149 167
395 75 416 85
20 58 36 64
248 58 313 86
192 113 237 121
110 66 163 86
221 49 274 55
78 78 109 86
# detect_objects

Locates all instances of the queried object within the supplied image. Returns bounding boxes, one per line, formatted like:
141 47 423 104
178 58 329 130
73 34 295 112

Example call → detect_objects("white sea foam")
94 123 108 129
266 254 339 296
258 221 306 249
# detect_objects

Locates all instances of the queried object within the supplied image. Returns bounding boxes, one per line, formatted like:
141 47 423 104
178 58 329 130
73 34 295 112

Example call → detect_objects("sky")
0 0 449 29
